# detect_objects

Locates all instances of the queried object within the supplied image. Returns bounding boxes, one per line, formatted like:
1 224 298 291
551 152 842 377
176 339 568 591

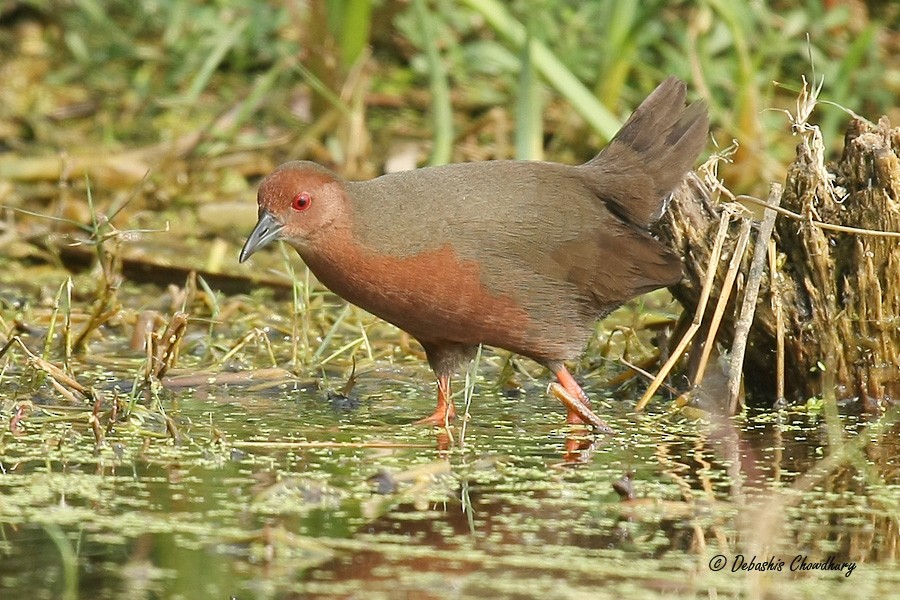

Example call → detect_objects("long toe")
414 405 456 426
548 382 614 434
413 410 456 427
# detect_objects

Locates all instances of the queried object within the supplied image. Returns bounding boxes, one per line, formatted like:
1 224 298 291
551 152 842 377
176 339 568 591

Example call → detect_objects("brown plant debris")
661 115 900 410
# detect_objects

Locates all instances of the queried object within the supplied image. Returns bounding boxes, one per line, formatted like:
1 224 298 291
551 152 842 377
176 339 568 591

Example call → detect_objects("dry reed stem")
217 327 278 368
153 311 188 380
769 239 785 403
636 205 736 411
161 367 296 389
726 184 783 413
736 194 900 239
10 337 96 404
693 215 752 387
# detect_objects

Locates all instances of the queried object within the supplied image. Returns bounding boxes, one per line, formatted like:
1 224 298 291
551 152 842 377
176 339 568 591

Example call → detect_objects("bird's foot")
414 404 456 426
548 382 614 434
415 373 455 426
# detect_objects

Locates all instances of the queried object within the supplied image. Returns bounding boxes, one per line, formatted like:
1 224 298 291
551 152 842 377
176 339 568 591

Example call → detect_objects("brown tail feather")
583 77 709 227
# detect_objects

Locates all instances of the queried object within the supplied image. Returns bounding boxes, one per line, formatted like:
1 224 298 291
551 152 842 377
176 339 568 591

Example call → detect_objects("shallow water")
1 360 898 599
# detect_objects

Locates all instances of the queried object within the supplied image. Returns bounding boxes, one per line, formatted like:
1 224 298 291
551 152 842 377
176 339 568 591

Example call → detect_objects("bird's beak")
239 210 284 263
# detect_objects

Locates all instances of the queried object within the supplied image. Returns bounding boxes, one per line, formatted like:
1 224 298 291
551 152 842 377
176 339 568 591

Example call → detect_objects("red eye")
291 192 312 211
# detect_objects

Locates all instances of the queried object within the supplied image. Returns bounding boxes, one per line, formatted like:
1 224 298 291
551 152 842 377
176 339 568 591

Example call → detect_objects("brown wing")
547 222 682 317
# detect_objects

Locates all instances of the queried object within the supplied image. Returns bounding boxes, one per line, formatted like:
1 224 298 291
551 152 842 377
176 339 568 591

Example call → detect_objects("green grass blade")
333 0 373 66
291 61 352 117
44 525 78 600
463 0 620 140
221 59 289 140
595 0 641 105
185 18 249 104
515 2 542 160
412 0 454 165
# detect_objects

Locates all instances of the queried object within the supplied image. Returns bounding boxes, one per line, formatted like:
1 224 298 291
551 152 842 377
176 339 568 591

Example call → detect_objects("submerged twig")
232 440 433 449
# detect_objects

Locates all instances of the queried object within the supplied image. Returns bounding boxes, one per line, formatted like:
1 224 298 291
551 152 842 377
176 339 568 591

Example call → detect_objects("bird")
239 76 708 431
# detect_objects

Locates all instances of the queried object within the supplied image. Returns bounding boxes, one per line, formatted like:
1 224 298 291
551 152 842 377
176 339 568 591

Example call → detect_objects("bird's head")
239 161 349 262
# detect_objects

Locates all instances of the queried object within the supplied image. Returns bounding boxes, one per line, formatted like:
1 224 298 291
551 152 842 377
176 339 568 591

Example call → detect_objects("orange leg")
564 435 595 464
554 366 593 424
415 374 456 426
551 367 614 434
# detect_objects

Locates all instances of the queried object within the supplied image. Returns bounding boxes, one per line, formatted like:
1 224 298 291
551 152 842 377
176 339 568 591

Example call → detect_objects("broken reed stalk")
618 358 680 395
131 310 163 353
161 367 295 388
279 242 308 368
726 184 783 413
41 278 74 374
660 114 900 408
11 337 95 404
90 396 105 444
232 440 433 449
692 214 752 386
61 277 74 369
216 327 277 368
152 311 188 380
340 356 358 397
769 238 785 403
635 204 737 411
43 280 65 369
72 237 123 353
